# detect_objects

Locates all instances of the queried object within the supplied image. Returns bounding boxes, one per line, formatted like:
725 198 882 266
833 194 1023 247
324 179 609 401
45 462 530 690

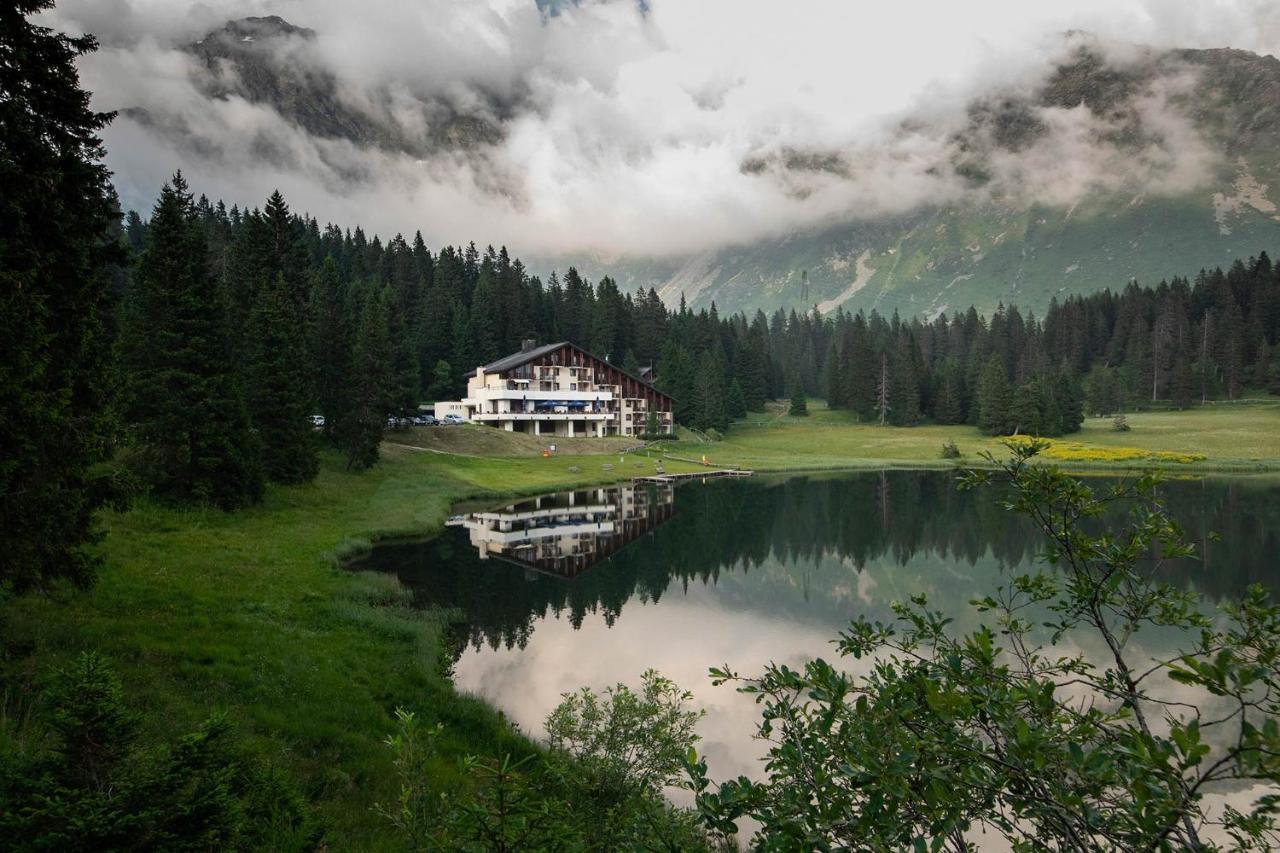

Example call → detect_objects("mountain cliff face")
543 46 1280 318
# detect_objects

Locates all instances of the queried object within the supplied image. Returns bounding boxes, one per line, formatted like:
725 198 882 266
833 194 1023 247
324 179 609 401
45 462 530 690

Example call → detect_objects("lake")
348 471 1280 789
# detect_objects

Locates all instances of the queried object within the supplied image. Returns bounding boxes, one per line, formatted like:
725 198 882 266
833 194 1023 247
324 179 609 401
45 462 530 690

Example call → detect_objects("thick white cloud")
41 0 1280 257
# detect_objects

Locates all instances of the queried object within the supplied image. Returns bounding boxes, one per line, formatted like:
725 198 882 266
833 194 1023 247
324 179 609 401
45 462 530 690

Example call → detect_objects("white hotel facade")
434 341 675 438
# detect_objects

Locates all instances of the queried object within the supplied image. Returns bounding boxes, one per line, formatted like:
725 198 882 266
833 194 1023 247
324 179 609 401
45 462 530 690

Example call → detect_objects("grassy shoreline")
4 401 1279 847
0 444 712 849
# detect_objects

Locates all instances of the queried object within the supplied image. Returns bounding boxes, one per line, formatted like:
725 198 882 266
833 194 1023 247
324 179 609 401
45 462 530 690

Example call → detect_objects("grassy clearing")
0 442 703 850
388 422 640 457
666 399 1280 474
4 403 1277 847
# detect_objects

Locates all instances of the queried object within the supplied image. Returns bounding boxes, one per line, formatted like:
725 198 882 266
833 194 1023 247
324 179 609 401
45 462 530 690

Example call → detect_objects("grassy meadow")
4 402 1280 847
668 398 1280 474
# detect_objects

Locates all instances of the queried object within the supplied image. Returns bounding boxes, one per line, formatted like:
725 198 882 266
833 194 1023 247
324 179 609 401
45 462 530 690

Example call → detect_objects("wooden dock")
634 469 753 484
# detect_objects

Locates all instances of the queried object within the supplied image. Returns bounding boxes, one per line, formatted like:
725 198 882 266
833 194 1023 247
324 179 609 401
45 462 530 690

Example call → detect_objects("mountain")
125 15 507 166
537 45 1280 318
128 17 1280 319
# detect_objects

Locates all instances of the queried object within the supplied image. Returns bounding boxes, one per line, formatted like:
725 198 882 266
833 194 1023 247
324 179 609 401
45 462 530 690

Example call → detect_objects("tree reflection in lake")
352 472 1280 654
349 470 1280 786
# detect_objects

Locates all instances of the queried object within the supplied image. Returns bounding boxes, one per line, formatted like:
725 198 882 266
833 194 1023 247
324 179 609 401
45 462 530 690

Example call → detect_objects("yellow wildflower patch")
1002 436 1206 465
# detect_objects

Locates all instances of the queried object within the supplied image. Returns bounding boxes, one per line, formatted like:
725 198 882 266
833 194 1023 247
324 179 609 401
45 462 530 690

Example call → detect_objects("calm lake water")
350 471 1280 788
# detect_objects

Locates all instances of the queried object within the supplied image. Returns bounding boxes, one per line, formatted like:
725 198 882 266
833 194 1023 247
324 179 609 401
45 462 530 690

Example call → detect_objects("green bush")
0 652 317 851
378 672 723 851
940 439 961 459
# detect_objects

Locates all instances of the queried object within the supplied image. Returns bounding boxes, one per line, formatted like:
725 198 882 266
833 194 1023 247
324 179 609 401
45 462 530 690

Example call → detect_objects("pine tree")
727 378 748 421
122 175 263 508
824 337 845 408
1056 369 1085 434
789 373 810 417
1085 365 1121 416
621 349 642 379
1 1 124 590
247 273 318 484
656 342 696 427
889 336 921 426
976 355 1012 436
450 304 475 393
427 360 453 401
336 289 392 470
875 352 891 426
1009 381 1044 436
845 319 877 420
470 267 500 366
386 285 421 416
695 351 729 431
644 410 660 437
308 256 350 435
1171 350 1195 410
934 359 967 424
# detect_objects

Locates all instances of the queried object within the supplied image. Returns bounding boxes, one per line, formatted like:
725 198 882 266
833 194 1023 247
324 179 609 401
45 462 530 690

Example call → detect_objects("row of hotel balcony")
494 379 624 394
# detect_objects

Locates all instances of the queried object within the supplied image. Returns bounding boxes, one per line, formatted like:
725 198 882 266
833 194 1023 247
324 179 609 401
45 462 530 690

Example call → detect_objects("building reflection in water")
448 482 676 579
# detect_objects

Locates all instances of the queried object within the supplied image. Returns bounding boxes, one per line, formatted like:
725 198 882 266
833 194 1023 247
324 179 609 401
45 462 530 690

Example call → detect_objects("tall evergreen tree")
657 342 696 427
336 289 392 470
1009 380 1044 436
247 273 318 484
727 378 748 421
1 1 124 590
122 175 262 508
976 355 1012 436
308 256 350 434
694 351 728 431
875 352 891 426
427 360 453 402
889 336 921 426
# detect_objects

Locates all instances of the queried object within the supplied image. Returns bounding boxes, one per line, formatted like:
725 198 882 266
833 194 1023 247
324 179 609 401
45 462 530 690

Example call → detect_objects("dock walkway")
633 469 753 484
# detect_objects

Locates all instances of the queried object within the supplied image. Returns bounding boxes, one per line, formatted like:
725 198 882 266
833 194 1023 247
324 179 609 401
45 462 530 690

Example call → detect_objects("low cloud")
42 0 1280 258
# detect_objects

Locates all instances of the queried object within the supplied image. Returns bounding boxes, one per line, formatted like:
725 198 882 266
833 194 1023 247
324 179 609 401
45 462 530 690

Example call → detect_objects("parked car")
442 414 464 425
411 414 437 426
309 414 325 429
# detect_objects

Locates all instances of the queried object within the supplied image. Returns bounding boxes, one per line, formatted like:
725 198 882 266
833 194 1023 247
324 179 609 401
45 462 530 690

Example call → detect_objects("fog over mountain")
44 0 1280 314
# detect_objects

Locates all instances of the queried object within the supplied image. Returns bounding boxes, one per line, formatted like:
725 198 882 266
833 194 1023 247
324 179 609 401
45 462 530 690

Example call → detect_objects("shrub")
1113 413 1131 431
705 428 724 442
379 675 719 852
940 439 961 459
0 652 317 850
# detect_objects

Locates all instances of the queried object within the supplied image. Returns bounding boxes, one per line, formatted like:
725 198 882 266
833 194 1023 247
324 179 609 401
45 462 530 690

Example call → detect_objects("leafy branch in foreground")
685 442 1280 851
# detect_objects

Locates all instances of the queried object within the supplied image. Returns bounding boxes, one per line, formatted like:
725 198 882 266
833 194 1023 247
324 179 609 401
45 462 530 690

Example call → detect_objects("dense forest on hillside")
120 180 1280 481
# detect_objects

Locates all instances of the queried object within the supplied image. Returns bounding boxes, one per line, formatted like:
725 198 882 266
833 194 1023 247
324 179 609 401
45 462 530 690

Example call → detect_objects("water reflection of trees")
363 473 1280 658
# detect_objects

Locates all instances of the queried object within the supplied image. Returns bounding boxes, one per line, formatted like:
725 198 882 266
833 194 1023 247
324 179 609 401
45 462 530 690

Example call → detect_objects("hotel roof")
482 341 568 374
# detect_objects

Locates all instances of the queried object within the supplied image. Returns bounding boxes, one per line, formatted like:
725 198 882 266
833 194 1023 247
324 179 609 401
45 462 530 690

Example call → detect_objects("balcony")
467 387 612 404
471 411 612 422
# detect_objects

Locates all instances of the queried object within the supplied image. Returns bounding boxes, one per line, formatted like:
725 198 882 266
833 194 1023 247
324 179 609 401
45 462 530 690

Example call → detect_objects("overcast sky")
44 0 1280 258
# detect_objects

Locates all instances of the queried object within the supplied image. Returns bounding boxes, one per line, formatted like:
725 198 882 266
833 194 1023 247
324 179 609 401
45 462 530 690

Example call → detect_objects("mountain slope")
544 46 1280 318
122 16 1280 319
